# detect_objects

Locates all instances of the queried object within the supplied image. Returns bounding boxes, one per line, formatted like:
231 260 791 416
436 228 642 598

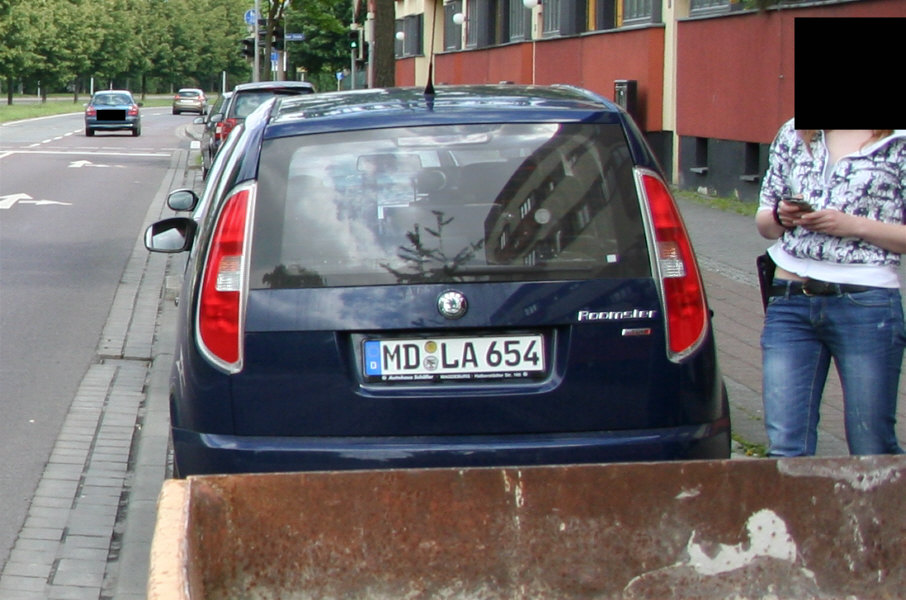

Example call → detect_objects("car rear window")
179 91 201 98
250 123 649 289
94 94 132 105
230 89 311 119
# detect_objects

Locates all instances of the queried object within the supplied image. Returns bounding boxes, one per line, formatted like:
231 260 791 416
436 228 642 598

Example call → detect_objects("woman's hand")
794 209 858 236
797 209 906 254
756 199 811 239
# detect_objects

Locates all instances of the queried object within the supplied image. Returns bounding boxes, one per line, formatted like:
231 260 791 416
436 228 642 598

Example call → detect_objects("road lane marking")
0 149 170 158
0 193 72 210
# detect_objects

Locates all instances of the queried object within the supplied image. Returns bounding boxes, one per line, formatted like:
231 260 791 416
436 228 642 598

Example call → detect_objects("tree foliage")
0 0 362 102
283 0 352 90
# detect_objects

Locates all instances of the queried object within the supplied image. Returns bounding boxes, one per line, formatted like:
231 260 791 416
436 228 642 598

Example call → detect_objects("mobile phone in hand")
783 196 813 212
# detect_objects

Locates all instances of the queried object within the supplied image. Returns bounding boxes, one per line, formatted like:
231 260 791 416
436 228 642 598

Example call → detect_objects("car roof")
267 84 622 133
93 90 133 96
248 84 655 174
178 88 204 93
233 81 315 93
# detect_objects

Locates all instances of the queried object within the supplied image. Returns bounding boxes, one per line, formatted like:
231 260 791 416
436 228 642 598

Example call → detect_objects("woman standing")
756 121 906 456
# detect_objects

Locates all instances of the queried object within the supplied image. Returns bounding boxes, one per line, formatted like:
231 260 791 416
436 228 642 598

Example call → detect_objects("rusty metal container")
148 456 906 599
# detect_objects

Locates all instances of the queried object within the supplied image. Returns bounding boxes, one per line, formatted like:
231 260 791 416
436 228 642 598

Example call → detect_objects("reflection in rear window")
251 123 649 289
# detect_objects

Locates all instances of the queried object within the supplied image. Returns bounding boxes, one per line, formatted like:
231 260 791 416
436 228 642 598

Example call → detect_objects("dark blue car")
146 84 730 476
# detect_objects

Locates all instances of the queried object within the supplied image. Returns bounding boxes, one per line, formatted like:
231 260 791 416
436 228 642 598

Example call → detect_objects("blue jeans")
761 284 906 456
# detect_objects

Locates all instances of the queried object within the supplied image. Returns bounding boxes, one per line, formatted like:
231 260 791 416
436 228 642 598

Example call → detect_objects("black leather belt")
769 279 876 297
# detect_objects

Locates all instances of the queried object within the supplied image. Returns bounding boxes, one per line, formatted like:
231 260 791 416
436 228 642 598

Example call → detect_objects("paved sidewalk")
1 141 904 598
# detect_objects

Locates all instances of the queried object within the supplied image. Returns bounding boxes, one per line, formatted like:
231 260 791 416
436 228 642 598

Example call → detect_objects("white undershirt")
768 243 900 288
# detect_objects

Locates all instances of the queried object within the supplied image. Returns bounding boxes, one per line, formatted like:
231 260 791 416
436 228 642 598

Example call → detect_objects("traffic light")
273 26 285 51
348 27 365 61
241 37 255 58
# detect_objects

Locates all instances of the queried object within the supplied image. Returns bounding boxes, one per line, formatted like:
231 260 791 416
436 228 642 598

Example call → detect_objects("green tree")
0 0 40 103
285 0 352 90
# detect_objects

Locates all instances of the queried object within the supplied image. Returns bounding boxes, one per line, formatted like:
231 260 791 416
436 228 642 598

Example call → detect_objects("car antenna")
423 6 437 99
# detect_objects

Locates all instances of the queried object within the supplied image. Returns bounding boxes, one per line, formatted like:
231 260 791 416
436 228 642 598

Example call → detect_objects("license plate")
364 335 545 381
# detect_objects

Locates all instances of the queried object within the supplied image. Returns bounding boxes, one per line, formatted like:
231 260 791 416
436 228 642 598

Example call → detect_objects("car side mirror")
209 113 223 124
167 189 199 212
193 116 206 125
144 218 198 253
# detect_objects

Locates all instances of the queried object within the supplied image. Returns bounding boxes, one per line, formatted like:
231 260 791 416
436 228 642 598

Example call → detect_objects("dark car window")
251 123 648 290
209 94 227 116
230 91 281 118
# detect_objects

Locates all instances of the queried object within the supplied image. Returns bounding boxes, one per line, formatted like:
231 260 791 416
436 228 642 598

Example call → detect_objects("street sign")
244 9 258 25
285 33 304 41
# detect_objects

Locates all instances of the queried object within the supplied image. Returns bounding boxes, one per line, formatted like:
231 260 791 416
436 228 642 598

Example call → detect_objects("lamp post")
522 0 541 84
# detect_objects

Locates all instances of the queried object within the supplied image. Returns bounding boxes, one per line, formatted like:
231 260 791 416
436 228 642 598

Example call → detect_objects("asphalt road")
0 108 195 570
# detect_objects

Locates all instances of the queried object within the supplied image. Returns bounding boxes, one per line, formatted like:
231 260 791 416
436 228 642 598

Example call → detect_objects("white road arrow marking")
68 160 111 168
0 193 32 209
0 193 71 209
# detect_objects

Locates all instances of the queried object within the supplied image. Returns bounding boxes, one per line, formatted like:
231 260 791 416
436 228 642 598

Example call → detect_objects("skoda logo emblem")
437 290 468 320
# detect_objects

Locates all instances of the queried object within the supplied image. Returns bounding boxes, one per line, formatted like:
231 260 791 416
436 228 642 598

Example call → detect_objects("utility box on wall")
614 80 638 121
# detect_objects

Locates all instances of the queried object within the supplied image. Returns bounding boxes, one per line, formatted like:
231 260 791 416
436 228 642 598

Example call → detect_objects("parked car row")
145 83 730 477
193 80 315 179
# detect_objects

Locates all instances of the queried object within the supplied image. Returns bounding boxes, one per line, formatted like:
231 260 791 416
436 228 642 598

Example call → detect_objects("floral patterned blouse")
759 119 906 268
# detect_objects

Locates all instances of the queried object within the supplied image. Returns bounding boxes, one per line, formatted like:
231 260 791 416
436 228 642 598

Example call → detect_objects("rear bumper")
173 103 204 113
85 118 140 130
172 422 731 476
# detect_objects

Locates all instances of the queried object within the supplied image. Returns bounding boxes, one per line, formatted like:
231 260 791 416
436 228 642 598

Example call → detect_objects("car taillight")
197 184 254 372
638 170 708 361
128 104 139 116
85 106 96 117
221 117 238 138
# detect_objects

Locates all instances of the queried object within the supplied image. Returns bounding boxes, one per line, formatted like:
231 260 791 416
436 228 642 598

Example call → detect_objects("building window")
622 0 654 24
594 0 660 29
508 0 530 41
689 0 731 15
444 0 464 50
741 142 761 183
542 0 588 37
594 0 617 30
542 0 561 36
690 137 709 175
395 13 424 58
464 0 479 47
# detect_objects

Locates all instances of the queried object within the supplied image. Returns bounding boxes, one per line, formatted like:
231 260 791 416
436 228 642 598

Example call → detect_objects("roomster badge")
437 290 468 320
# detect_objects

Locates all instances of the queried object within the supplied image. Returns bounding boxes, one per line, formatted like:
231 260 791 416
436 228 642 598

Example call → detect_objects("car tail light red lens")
128 104 139 116
221 117 239 137
197 184 254 371
85 106 96 117
639 170 708 361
